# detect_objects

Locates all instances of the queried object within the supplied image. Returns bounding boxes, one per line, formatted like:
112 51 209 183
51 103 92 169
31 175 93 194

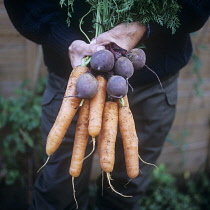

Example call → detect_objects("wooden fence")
158 20 210 174
0 2 46 97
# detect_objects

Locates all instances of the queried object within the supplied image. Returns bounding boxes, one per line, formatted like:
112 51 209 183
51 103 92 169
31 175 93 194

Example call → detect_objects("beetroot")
114 56 134 79
106 75 128 99
126 48 146 70
65 73 98 99
126 48 166 92
90 49 115 72
75 73 98 99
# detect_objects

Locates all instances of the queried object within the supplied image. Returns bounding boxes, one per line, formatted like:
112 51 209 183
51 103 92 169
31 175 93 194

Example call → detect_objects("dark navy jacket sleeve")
4 0 86 56
4 0 210 85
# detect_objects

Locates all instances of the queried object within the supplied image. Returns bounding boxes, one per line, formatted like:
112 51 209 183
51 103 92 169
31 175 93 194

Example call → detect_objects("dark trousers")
30 72 178 210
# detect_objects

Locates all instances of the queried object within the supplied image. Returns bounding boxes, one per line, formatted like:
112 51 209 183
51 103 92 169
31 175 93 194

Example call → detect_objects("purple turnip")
65 73 98 99
126 48 146 70
90 49 115 72
106 75 128 99
114 56 134 79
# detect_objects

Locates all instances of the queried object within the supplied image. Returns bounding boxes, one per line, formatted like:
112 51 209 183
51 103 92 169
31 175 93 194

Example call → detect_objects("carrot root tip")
138 155 159 170
106 172 132 198
124 179 132 188
101 170 104 196
37 156 50 173
83 137 96 161
72 177 79 209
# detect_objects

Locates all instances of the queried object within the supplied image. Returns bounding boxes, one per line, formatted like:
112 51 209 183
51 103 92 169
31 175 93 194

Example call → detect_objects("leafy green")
60 0 181 35
87 164 210 210
139 164 209 210
0 78 45 185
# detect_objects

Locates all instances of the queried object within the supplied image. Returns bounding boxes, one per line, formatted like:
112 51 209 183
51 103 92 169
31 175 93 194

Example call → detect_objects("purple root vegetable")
106 75 128 99
127 48 165 93
114 57 134 79
126 48 146 70
65 73 98 99
90 49 115 72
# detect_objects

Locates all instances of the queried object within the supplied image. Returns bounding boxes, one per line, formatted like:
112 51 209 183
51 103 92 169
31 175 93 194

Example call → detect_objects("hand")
90 22 146 51
69 40 105 68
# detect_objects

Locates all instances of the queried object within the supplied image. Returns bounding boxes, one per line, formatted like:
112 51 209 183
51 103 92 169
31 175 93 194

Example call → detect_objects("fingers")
91 31 130 50
90 22 146 51
90 32 114 46
69 40 105 68
85 44 105 56
70 54 83 68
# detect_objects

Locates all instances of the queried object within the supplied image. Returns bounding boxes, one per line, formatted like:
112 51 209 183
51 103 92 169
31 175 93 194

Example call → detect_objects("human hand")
90 22 146 51
68 40 105 68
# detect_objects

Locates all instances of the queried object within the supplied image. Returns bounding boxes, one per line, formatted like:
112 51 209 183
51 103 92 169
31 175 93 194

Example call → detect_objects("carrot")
83 75 107 160
118 105 139 179
69 99 90 177
46 65 88 155
99 101 132 198
88 75 107 140
37 66 89 172
117 96 158 173
69 99 90 209
99 101 118 173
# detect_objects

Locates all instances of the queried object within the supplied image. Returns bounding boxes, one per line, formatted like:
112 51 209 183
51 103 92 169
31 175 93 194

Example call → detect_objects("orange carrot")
88 75 107 138
99 101 118 173
37 66 89 173
69 99 90 209
46 66 89 157
99 101 132 198
69 99 90 177
118 105 139 179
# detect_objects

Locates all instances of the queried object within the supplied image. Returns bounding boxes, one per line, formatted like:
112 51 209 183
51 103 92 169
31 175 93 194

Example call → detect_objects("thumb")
85 44 105 55
90 32 114 46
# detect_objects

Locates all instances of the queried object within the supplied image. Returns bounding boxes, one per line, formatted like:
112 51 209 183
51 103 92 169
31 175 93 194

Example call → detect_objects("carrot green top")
60 0 181 36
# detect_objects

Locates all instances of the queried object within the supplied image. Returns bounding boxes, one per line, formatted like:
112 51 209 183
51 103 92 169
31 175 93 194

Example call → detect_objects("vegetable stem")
95 0 104 37
79 10 92 43
81 56 91 67
118 98 125 107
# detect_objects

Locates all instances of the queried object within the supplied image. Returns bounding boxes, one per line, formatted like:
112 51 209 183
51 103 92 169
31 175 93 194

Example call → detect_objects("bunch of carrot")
38 46 159 208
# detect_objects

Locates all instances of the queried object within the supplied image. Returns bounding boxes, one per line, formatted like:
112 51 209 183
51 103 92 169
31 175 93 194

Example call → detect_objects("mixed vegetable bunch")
38 0 181 208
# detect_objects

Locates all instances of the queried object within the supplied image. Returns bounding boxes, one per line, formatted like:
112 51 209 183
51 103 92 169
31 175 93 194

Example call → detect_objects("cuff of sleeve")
148 22 175 37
